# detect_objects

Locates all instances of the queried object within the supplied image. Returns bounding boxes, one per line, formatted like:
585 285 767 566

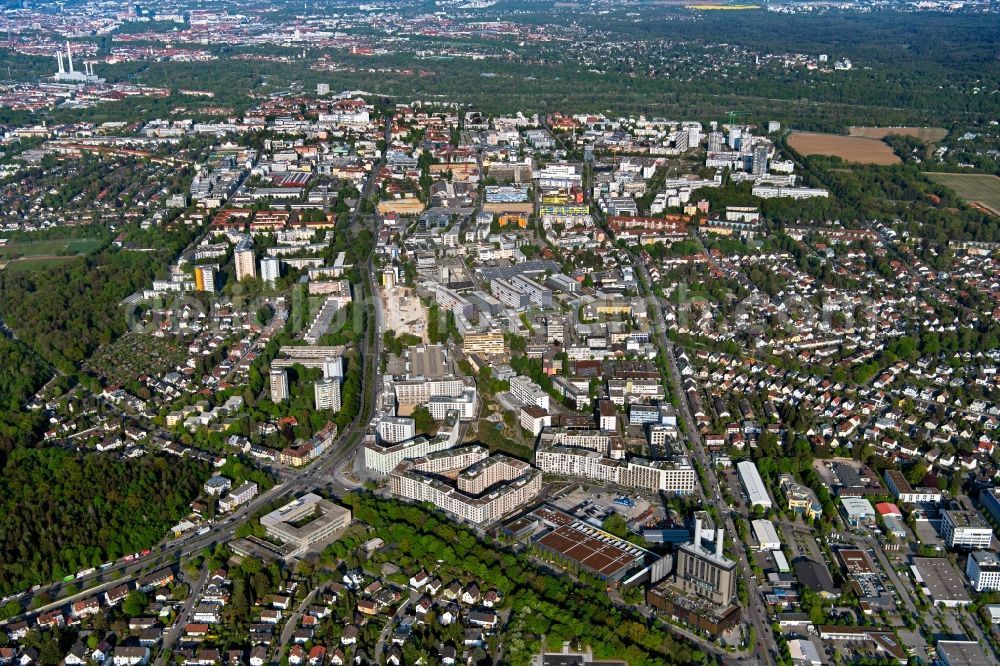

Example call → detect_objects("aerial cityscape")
0 1 999 666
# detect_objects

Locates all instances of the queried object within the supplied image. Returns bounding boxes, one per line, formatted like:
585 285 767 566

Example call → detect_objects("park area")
925 172 1000 216
788 132 900 165
0 237 102 272
848 126 948 142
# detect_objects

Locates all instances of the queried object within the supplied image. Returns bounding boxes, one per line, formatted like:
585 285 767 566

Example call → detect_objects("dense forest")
0 448 210 595
0 223 198 377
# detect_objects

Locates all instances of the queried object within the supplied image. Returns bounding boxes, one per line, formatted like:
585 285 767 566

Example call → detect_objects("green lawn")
1 256 78 272
0 237 101 260
926 172 1000 216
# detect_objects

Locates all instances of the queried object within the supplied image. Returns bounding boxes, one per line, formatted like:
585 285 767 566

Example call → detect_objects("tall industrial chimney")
693 516 702 550
56 51 64 74
65 41 74 73
715 528 725 558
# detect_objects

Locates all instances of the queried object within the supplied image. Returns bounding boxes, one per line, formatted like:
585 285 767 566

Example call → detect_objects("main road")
1 113 393 628
632 256 778 666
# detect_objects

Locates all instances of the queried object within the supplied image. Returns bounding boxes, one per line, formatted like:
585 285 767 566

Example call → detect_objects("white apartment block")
269 368 288 403
234 246 256 281
519 405 551 437
535 445 696 494
364 420 462 475
377 416 416 444
510 375 549 411
389 455 542 525
393 378 466 404
314 377 342 412
428 389 478 420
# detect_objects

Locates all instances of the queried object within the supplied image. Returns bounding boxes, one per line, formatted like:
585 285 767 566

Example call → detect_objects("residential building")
377 416 416 444
193 265 217 293
270 368 288 403
314 377 342 412
260 257 281 284
234 243 256 282
510 375 549 411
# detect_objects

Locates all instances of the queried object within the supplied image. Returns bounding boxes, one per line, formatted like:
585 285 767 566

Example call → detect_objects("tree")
412 405 436 435
122 590 147 617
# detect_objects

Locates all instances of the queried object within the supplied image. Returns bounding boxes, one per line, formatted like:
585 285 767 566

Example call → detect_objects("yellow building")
463 333 506 357
499 213 528 229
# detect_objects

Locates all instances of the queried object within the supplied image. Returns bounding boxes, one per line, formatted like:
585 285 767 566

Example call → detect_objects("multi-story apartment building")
364 419 462 475
511 375 549 410
234 240 256 281
314 377 342 412
389 454 542 525
520 405 551 437
534 445 696 494
463 333 506 357
490 278 531 310
193 265 217 293
427 389 478 420
260 257 281 284
269 368 288 403
377 416 416 444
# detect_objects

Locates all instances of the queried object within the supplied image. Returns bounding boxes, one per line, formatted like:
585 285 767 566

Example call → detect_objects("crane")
726 110 751 126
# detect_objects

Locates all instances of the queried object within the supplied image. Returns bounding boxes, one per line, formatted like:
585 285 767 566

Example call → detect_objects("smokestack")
66 41 74 73
715 528 725 558
56 51 64 74
693 517 702 550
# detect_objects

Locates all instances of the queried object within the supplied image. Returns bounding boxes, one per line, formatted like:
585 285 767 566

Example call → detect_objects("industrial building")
529 507 666 589
736 460 772 509
751 519 781 551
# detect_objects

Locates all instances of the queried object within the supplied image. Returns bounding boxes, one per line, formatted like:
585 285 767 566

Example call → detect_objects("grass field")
788 132 900 165
925 172 1000 216
848 126 948 142
0 256 79 273
0 237 101 260
0 237 102 271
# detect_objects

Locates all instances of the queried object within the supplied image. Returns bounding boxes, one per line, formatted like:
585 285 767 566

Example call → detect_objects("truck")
195 526 211 536
62 575 75 583
76 568 96 579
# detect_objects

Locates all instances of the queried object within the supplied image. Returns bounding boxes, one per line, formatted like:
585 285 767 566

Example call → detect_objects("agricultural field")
788 132 900 165
925 172 1000 216
848 126 948 142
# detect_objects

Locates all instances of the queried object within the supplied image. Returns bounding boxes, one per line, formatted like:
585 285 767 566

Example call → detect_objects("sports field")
0 237 101 260
848 127 948 142
788 132 900 165
0 237 101 271
925 172 1000 216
